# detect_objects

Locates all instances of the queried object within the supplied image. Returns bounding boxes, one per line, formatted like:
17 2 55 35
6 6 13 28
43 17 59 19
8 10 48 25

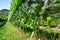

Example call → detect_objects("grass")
0 22 20 40
0 22 38 40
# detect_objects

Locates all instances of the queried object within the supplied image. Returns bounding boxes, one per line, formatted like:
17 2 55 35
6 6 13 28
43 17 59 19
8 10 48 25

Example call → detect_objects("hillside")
0 9 9 19
0 9 9 26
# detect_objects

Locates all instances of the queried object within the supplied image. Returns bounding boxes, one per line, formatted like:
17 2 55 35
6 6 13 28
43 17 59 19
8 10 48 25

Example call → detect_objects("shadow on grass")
0 18 7 27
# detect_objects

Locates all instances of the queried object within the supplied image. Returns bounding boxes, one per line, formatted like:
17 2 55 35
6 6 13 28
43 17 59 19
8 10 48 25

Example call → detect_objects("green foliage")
0 0 60 40
0 9 9 26
7 0 60 39
8 0 21 21
9 0 44 30
9 0 60 30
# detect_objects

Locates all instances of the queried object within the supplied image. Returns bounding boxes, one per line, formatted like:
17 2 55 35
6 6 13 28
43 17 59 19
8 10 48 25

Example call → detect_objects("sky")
0 0 10 10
